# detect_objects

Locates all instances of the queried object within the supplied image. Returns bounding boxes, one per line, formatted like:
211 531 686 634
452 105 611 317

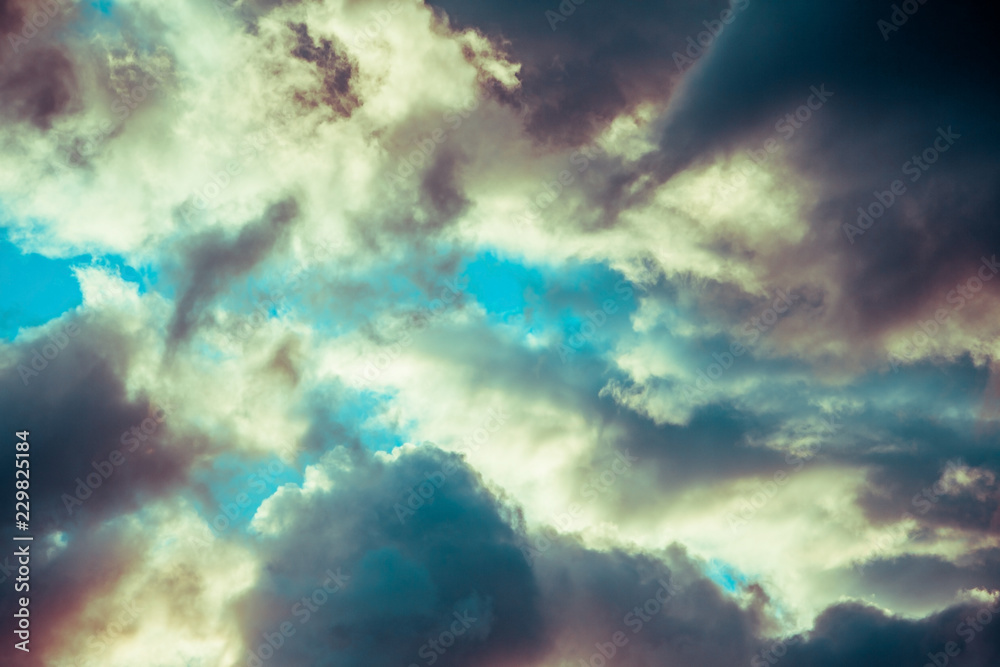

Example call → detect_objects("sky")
0 0 999 665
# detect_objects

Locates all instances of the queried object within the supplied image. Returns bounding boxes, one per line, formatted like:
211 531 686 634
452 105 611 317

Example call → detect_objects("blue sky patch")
0 236 85 341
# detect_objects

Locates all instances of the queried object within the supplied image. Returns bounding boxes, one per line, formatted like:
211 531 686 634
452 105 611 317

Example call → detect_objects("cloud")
1 0 999 665
167 197 299 347
0 310 198 532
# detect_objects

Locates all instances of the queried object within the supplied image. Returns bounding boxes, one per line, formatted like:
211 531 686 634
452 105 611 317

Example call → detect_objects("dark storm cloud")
831 375 1000 537
234 441 774 667
844 550 1000 611
233 440 1000 667
613 0 998 192
168 197 299 347
234 446 548 667
0 0 81 129
4 1 999 663
773 601 1000 667
627 349 1000 542
609 401 787 483
287 22 360 118
580 0 1000 338
0 519 149 667
0 0 25 33
428 0 732 147
856 456 1000 536
0 314 202 532
528 539 765 666
0 47 78 128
